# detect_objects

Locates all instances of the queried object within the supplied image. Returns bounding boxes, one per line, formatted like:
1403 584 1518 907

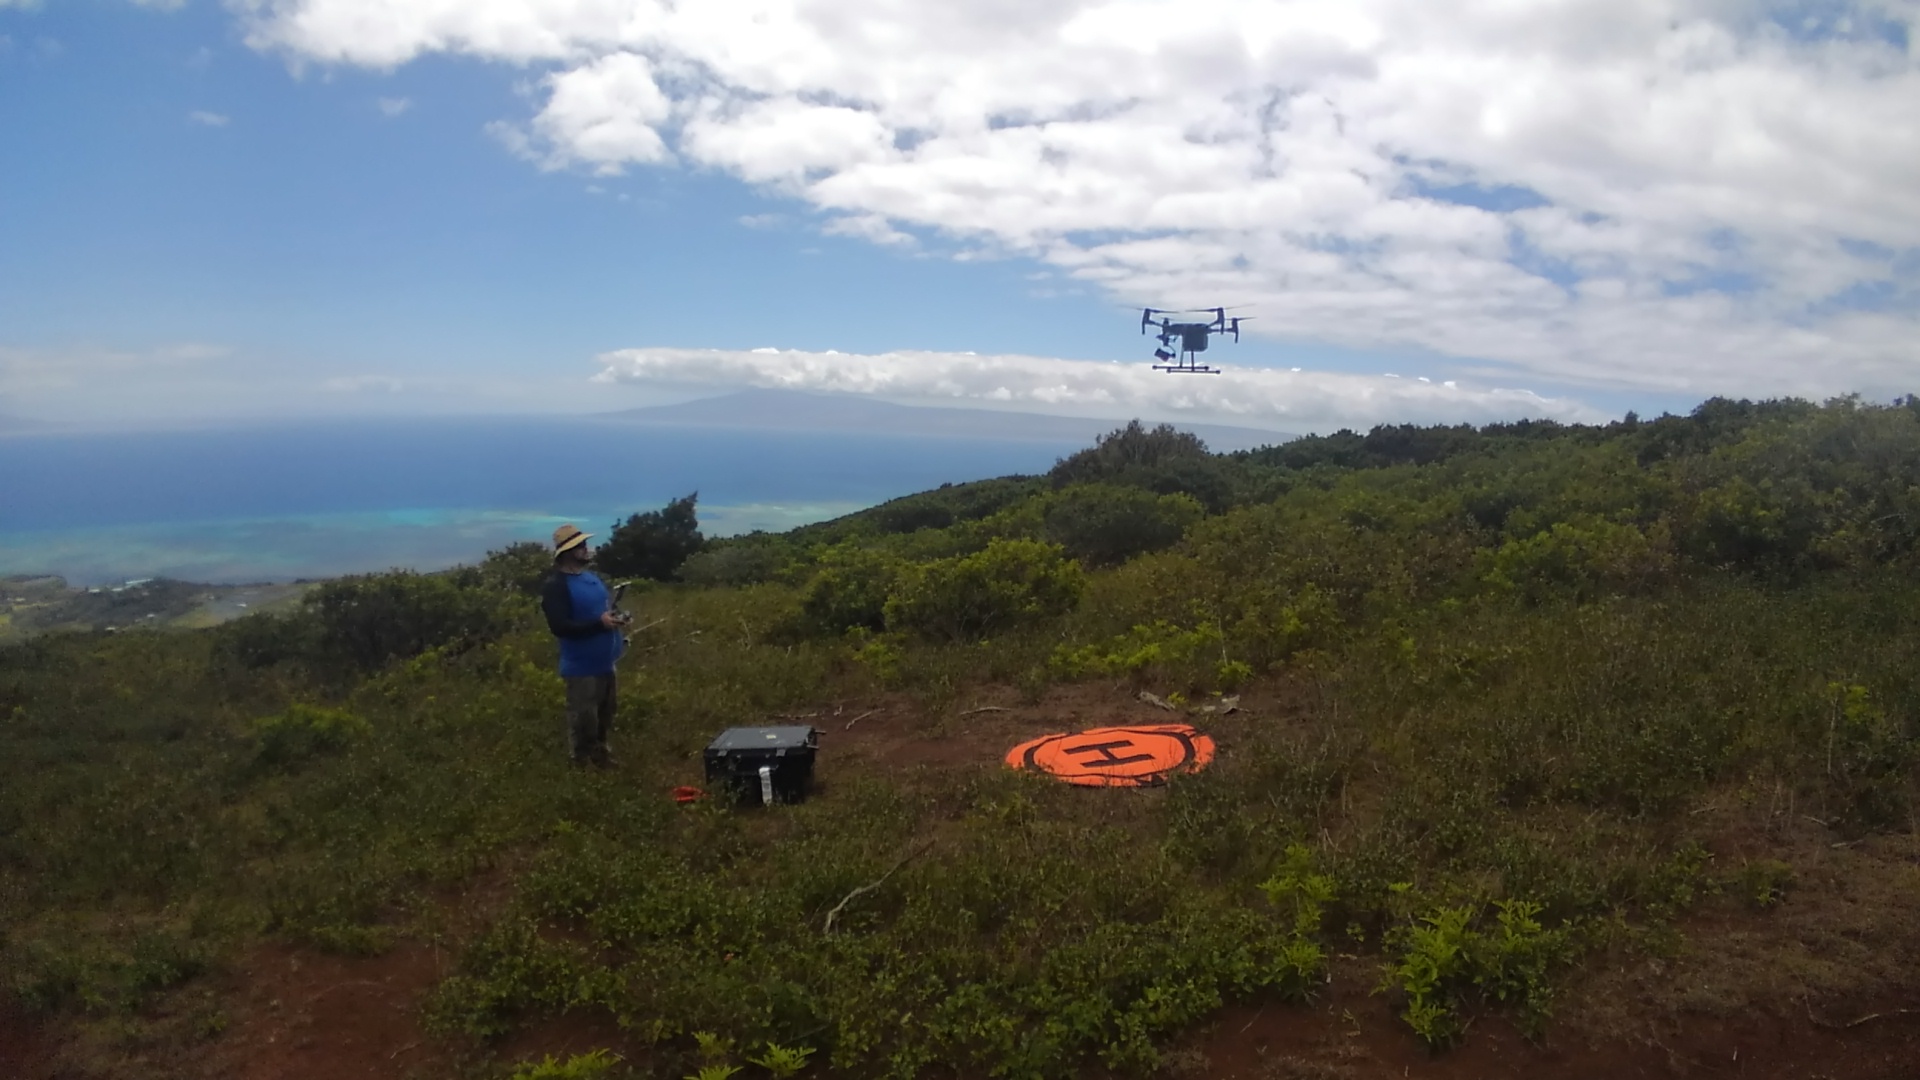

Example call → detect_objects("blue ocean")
0 417 1085 585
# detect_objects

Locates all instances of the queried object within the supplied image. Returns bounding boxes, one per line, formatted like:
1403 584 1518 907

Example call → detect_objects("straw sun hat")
551 523 592 557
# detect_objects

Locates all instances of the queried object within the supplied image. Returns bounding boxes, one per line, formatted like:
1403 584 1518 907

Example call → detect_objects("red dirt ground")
0 999 57 1079
9 682 1920 1079
208 943 454 1080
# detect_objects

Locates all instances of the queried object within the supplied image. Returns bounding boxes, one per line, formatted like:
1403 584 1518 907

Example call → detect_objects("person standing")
540 523 628 768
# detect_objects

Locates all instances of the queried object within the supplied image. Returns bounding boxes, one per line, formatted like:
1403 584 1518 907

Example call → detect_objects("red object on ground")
671 786 707 803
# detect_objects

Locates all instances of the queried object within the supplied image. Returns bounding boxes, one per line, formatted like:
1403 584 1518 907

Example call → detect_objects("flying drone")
1140 307 1250 374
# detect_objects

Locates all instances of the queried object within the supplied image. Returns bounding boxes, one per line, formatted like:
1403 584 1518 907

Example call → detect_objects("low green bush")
1041 485 1203 567
250 702 370 767
797 544 901 635
1483 516 1672 603
884 538 1084 642
1381 898 1574 1047
1051 620 1243 693
217 610 321 670
681 539 789 587
464 541 554 596
508 1048 621 1080
304 570 511 674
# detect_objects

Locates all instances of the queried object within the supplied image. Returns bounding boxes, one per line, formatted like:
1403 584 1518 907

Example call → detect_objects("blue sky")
2 0 1914 433
0 3 1144 414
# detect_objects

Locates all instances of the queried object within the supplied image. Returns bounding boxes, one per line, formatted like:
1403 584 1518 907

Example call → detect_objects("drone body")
1140 307 1249 374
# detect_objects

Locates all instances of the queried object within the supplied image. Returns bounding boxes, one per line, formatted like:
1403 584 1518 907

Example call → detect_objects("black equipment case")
704 726 819 805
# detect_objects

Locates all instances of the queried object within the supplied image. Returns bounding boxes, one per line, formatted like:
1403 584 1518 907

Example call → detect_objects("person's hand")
599 611 622 630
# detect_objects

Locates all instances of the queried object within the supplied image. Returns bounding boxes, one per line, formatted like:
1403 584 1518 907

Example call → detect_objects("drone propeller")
1142 308 1184 334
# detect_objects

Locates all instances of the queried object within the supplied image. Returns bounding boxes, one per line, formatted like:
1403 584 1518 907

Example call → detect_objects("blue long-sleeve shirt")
541 569 623 677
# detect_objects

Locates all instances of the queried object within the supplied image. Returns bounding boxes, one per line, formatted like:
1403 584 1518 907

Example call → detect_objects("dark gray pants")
564 672 617 764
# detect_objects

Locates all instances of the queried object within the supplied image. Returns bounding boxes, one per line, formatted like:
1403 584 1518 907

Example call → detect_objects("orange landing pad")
1006 723 1216 788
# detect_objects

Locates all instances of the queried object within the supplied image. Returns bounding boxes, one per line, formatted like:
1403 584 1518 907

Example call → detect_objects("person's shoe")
590 748 618 769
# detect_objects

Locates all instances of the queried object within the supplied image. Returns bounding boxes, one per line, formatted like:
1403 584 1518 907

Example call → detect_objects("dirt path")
0 999 57 1079
207 944 454 1080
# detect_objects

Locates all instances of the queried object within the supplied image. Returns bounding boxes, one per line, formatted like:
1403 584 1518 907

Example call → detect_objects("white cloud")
240 0 1920 398
376 95 411 116
821 213 915 247
497 51 671 172
188 110 230 127
593 346 1606 432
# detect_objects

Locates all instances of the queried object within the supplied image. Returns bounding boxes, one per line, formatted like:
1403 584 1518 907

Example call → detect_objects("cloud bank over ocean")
596 346 1605 432
243 0 1920 400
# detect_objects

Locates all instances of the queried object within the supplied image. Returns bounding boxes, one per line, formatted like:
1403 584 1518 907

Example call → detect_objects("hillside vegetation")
4 397 1919 1078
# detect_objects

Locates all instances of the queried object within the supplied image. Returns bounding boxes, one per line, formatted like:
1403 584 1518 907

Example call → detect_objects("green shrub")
217 610 321 669
6 924 212 1014
509 1049 621 1080
1484 516 1672 603
303 570 510 674
1042 485 1203 566
1826 681 1917 832
467 541 555 596
745 1042 815 1078
1051 620 1235 692
1050 420 1211 487
681 538 789 587
251 702 371 766
798 545 901 635
1732 859 1795 910
884 539 1084 642
1256 846 1336 1000
1681 476 1822 570
1380 899 1574 1046
847 630 906 688
1473 899 1571 1035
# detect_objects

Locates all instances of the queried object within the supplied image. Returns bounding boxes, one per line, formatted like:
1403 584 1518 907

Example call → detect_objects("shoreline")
0 499 873 590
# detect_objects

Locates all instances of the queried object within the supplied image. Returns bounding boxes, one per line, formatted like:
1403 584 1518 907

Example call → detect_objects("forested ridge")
5 395 1920 1079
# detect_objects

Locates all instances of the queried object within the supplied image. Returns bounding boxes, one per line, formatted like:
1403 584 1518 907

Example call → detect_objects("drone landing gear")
1151 349 1221 374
